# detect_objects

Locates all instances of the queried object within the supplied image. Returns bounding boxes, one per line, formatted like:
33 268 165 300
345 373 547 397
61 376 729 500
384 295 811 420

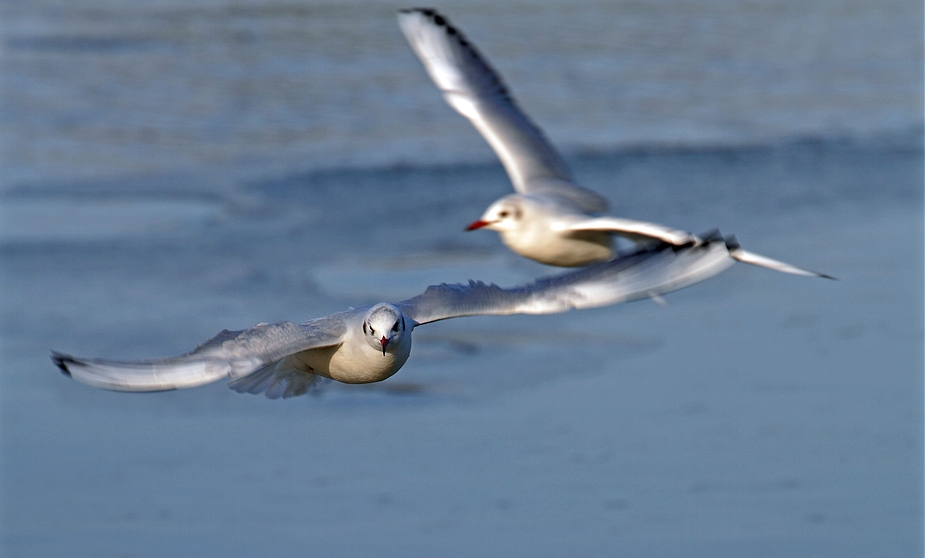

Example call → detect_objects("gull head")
362 303 407 356
466 195 524 232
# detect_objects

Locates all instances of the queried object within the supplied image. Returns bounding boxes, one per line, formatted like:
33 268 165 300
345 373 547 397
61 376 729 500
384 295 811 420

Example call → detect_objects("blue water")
1 1 922 557
1 0 920 186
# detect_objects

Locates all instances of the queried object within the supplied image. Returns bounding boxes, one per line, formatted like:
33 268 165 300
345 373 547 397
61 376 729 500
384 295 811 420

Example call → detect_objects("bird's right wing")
52 316 347 396
397 239 735 325
398 8 608 213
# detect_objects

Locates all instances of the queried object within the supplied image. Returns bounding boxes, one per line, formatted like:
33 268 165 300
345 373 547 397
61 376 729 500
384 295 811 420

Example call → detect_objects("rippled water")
1 0 920 186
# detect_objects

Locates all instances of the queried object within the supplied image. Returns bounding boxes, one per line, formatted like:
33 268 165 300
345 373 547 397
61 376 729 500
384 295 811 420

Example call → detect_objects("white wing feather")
398 8 608 213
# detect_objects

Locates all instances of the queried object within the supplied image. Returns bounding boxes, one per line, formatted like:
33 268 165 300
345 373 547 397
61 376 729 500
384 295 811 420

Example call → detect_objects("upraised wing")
398 8 608 213
52 317 347 397
397 238 735 325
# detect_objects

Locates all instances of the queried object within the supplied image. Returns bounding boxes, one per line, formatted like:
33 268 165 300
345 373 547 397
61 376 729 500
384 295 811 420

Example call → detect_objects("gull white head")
362 303 408 356
466 195 524 232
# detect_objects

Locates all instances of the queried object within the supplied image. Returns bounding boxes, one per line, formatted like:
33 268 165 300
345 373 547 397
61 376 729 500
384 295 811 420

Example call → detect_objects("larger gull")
398 8 830 278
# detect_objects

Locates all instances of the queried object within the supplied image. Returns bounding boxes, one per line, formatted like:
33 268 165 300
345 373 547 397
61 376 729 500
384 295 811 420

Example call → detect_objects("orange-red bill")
465 220 490 231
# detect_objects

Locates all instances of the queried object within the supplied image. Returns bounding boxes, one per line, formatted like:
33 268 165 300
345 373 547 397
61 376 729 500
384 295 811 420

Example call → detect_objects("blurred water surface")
1 0 920 185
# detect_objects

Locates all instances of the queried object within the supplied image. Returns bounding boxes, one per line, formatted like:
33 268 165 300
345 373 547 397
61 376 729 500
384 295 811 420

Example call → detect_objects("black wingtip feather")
698 228 724 243
50 351 74 377
722 233 740 251
399 6 513 103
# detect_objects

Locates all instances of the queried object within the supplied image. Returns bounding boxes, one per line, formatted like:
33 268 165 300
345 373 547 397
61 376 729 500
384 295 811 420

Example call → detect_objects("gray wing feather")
227 358 331 399
52 317 347 394
397 8 608 213
398 239 735 325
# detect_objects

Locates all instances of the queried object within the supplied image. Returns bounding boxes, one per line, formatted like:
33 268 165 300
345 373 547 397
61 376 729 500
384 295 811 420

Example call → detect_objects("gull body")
398 8 829 278
471 193 621 266
291 303 413 384
54 239 741 399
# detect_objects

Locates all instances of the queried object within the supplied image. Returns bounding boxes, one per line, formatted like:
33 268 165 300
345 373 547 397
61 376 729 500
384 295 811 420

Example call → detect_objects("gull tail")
720 234 836 280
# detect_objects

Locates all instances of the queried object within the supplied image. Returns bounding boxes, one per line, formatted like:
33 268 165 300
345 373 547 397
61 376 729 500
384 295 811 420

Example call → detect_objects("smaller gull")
398 8 831 278
55 238 741 399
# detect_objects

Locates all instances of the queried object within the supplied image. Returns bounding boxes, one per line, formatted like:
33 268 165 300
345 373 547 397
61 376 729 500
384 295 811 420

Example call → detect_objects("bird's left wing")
52 316 348 394
397 239 734 325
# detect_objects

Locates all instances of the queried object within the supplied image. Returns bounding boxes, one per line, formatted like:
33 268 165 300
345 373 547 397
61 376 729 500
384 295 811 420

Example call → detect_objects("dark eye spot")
499 211 509 218
392 322 399 333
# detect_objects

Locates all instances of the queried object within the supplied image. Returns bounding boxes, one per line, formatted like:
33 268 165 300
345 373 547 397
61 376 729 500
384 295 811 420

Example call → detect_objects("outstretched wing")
560 215 698 246
397 239 735 325
52 317 347 396
397 8 608 213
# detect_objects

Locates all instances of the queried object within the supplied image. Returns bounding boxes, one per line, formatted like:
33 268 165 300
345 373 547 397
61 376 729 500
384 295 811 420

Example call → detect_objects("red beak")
465 220 490 231
380 336 388 355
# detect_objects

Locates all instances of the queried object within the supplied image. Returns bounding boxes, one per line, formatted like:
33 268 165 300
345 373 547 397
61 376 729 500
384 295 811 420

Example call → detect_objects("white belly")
292 336 412 384
502 228 614 267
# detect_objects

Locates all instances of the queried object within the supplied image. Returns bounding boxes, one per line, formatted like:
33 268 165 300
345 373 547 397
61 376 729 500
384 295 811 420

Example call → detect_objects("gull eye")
369 326 375 336
392 322 399 333
499 211 509 218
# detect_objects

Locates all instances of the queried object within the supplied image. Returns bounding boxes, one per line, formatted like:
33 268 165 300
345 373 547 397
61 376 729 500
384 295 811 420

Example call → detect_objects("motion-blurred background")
2 1 922 556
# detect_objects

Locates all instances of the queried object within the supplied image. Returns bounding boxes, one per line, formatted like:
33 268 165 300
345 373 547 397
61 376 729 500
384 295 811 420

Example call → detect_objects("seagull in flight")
398 8 830 278
54 238 740 399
